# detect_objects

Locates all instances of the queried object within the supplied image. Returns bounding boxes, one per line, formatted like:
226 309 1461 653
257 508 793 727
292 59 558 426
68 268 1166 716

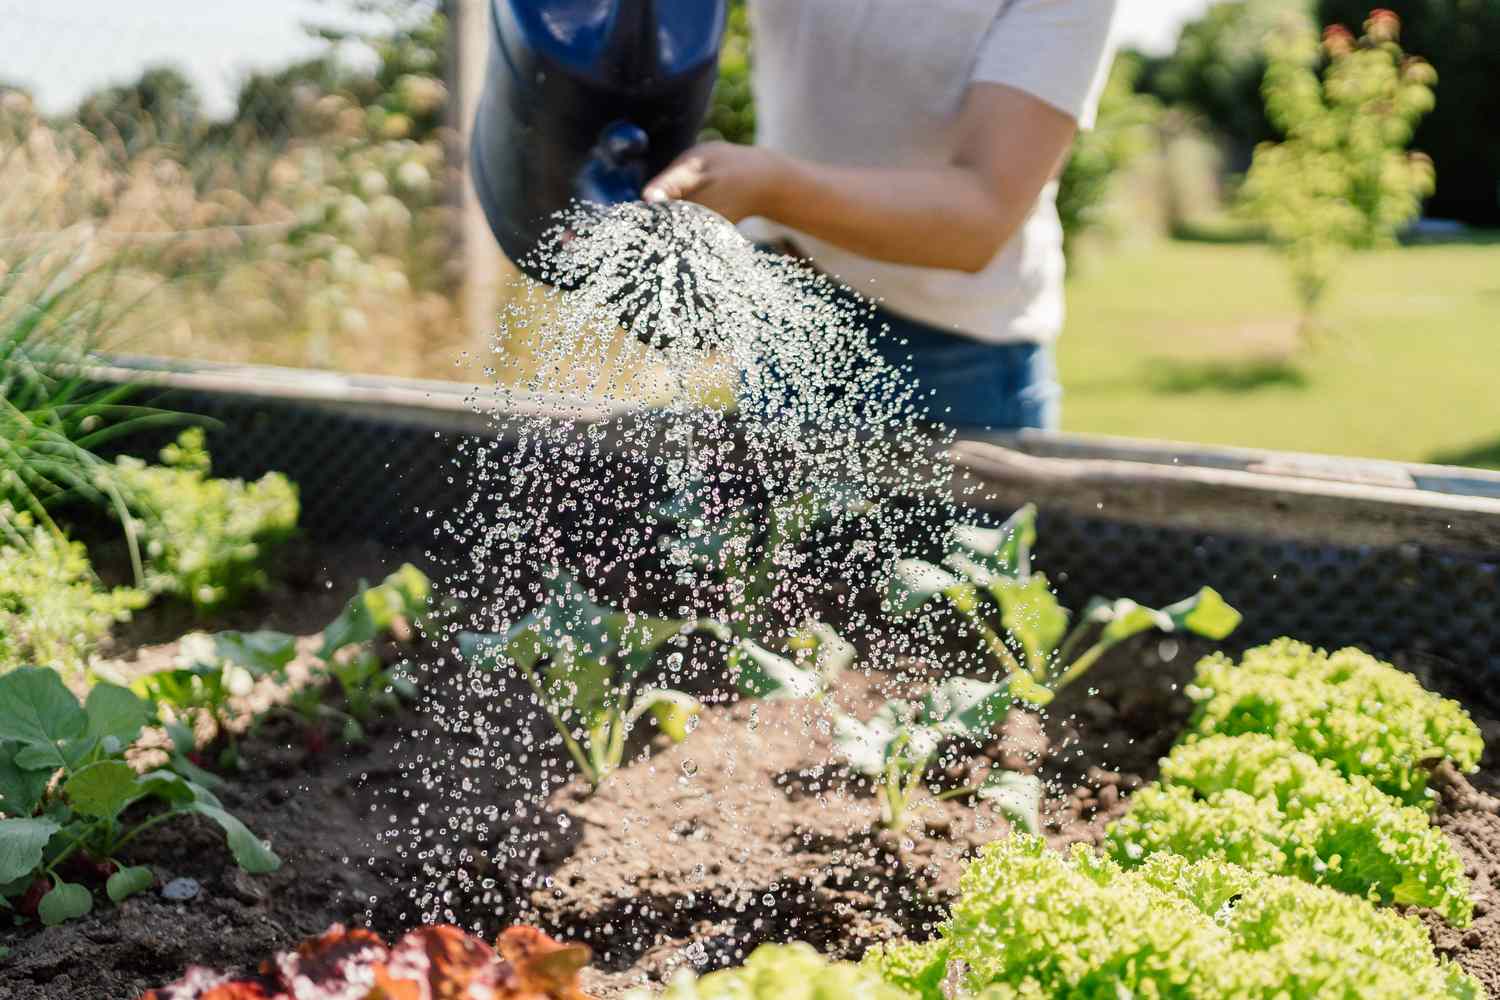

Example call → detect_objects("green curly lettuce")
0 523 145 674
113 429 298 613
860 939 948 1000
636 942 909 1000
1186 639 1482 803
869 834 1480 1000
1106 733 1473 926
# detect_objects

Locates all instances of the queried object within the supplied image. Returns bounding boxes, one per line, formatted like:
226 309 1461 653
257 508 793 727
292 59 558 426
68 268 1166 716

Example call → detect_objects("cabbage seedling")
459 572 728 788
833 676 1032 831
889 504 1241 704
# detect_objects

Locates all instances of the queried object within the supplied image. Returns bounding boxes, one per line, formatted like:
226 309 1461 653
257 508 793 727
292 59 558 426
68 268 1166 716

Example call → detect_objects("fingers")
643 156 707 204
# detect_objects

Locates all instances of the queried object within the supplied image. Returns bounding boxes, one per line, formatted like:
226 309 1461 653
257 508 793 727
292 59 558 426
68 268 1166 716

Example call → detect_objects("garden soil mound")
3 547 1499 999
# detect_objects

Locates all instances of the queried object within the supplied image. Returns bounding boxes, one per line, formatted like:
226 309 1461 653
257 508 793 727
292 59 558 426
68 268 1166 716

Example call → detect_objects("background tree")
1238 10 1436 338
1318 0 1500 225
1137 0 1313 172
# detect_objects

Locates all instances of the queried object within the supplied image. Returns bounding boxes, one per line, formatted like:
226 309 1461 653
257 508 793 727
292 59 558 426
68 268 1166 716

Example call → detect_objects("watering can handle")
575 121 652 205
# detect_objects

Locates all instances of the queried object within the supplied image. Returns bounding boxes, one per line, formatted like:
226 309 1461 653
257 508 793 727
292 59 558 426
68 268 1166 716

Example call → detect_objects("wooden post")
450 0 505 357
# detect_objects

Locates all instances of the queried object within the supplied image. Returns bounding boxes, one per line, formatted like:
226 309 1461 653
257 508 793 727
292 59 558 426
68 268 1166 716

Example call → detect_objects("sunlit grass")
1059 236 1500 468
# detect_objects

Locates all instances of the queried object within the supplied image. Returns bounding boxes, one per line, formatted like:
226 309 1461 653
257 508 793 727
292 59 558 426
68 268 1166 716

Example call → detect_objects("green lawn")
1058 237 1500 468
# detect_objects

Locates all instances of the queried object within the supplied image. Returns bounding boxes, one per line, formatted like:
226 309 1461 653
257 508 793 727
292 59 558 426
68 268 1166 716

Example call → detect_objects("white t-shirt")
743 0 1120 344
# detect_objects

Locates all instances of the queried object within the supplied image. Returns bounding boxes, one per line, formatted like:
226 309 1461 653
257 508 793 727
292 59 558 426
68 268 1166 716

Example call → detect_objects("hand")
642 142 788 223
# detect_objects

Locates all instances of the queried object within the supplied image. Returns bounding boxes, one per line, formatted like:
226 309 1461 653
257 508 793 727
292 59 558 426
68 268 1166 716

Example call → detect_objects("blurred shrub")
1057 52 1161 265
114 429 299 613
702 0 754 145
0 0 462 378
1318 0 1500 225
1238 9 1436 336
1137 0 1314 171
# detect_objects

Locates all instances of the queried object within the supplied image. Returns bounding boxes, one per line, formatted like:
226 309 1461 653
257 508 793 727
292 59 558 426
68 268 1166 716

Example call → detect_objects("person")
643 0 1120 432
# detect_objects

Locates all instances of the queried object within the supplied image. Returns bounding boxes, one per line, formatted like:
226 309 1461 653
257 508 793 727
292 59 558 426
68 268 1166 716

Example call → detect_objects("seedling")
833 676 1037 831
657 483 873 642
727 622 854 702
132 629 297 770
314 563 429 739
889 504 1241 703
0 667 279 926
460 571 726 788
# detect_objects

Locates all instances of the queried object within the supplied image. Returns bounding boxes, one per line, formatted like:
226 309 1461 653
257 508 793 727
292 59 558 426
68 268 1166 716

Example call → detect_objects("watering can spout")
470 0 729 283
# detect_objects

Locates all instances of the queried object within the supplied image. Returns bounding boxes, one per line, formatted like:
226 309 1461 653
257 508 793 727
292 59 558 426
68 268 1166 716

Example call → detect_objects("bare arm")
644 83 1078 274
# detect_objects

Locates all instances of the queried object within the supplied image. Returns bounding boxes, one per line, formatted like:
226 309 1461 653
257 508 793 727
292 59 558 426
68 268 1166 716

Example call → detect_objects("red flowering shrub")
142 924 594 1000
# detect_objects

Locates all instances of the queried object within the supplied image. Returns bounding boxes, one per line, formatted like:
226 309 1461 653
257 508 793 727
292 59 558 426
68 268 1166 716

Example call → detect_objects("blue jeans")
866 301 1061 432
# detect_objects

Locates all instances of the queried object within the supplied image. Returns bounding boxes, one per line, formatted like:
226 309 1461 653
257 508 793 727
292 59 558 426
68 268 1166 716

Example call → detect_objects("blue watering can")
471 0 730 281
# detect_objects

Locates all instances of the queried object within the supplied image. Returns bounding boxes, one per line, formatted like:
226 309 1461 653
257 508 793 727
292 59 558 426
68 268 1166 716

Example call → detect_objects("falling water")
379 201 991 974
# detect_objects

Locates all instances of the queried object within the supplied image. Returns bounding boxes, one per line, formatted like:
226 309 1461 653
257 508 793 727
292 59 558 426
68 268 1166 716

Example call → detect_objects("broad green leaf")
921 677 1013 739
990 574 1070 675
833 701 914 776
168 753 223 791
382 564 430 612
729 640 823 701
614 614 692 684
1164 587 1242 640
182 783 280 873
105 865 154 903
38 880 92 925
1008 673 1055 708
544 656 614 717
977 771 1043 836
943 552 996 587
541 573 615 657
627 689 701 743
0 817 59 882
84 683 152 750
214 631 296 677
135 770 197 806
0 742 51 816
318 583 378 659
0 668 87 762
1085 597 1170 646
458 624 543 674
887 560 964 617
163 720 196 755
803 623 856 680
954 504 1036 577
64 760 139 820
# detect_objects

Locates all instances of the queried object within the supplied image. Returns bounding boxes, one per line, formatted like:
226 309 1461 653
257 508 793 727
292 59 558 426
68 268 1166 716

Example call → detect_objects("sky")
2 0 1216 118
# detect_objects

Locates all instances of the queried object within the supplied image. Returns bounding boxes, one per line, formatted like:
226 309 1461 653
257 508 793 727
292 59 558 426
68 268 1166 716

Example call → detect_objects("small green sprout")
313 563 429 738
459 572 726 789
133 629 297 770
889 504 1242 701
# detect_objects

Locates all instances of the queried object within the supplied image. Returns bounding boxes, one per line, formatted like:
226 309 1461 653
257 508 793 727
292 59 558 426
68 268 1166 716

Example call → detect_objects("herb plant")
889 504 1241 705
0 242 183 586
0 667 280 925
0 521 146 675
1187 638 1483 804
460 572 726 788
832 676 1039 832
1106 732 1473 925
866 833 1481 1000
113 428 299 613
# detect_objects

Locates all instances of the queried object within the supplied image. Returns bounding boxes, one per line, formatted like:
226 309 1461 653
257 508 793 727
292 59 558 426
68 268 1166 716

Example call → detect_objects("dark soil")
2 548 1498 999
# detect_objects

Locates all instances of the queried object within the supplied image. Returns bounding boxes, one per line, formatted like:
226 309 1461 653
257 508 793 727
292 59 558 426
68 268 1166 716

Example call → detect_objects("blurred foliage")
1057 53 1161 265
0 1 462 377
1238 9 1436 334
702 0 754 145
1318 0 1500 225
1137 0 1314 171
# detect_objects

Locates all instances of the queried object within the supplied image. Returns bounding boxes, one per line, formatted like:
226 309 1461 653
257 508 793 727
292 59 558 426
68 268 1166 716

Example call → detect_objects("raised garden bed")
4 363 1500 999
